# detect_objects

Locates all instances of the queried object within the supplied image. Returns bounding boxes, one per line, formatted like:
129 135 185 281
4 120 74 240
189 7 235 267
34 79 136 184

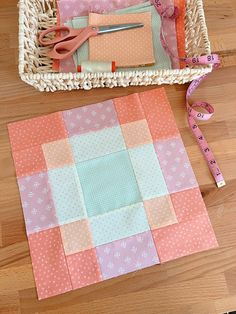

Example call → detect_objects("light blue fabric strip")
70 125 126 163
128 143 169 200
90 202 150 246
48 165 86 224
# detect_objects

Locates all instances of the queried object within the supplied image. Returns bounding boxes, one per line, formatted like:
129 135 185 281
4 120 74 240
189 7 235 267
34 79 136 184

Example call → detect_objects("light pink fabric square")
63 100 118 136
154 136 198 193
18 172 58 235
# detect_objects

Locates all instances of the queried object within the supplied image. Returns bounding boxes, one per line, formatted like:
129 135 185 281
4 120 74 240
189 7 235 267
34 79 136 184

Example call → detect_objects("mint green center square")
76 151 141 217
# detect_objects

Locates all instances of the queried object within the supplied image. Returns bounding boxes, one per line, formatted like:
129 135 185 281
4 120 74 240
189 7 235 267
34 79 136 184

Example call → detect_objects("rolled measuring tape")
152 0 226 188
78 61 116 73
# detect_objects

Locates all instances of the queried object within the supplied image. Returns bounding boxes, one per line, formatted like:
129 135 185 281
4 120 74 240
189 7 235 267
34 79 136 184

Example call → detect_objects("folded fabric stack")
56 0 186 72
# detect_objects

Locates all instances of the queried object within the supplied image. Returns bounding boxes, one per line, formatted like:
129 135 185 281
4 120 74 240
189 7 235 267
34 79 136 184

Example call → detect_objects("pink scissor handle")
38 26 80 46
47 26 99 60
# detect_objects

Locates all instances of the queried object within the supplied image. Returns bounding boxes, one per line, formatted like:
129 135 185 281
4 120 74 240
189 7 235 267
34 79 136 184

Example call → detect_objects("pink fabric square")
18 172 58 235
28 227 72 299
121 120 152 148
42 138 74 170
60 220 94 255
144 195 177 229
154 136 198 193
152 214 218 263
66 249 102 289
62 100 118 136
96 231 159 280
171 187 208 222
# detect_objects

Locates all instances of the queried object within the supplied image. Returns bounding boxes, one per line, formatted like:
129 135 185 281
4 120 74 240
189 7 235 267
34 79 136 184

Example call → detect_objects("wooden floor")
0 0 236 313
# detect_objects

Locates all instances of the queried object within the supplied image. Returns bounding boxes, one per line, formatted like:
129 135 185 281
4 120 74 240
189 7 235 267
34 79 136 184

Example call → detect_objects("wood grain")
0 0 236 313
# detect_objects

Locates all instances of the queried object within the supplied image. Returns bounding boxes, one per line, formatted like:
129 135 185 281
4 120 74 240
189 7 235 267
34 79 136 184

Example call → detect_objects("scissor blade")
98 23 144 34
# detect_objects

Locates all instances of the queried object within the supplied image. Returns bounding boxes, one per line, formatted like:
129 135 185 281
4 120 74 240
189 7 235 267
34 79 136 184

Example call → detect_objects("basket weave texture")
18 0 212 92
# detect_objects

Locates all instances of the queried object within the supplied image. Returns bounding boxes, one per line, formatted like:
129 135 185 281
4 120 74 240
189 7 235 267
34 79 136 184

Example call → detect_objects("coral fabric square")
121 120 152 148
114 93 145 124
63 100 118 137
154 136 198 193
128 144 168 199
144 195 177 229
171 187 208 222
139 88 179 140
48 165 86 224
70 126 125 163
13 146 47 177
90 203 150 246
28 227 72 299
8 112 67 152
42 139 74 170
60 220 93 255
76 151 141 217
96 231 159 280
18 172 58 235
152 214 218 263
66 249 102 289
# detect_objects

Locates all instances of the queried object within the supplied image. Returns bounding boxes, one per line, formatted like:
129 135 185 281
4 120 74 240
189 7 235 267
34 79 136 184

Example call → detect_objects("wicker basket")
18 0 212 92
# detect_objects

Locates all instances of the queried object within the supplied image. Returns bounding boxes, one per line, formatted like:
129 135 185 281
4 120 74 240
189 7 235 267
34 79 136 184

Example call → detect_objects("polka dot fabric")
114 93 145 124
152 214 218 263
89 12 155 67
42 139 74 170
13 146 47 177
28 227 72 299
8 112 67 152
60 220 93 255
144 195 177 229
8 88 218 300
66 249 102 289
139 88 179 140
121 120 152 148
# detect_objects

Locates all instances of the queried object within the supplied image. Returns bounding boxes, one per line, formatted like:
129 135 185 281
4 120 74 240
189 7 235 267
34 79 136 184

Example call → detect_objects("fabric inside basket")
55 0 186 72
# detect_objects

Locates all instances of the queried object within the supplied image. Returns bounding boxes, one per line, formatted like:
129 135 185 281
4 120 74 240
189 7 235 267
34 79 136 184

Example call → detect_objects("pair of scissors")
39 23 144 60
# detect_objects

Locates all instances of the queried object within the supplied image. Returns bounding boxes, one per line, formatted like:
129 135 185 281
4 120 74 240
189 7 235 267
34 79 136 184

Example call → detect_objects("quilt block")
8 88 218 300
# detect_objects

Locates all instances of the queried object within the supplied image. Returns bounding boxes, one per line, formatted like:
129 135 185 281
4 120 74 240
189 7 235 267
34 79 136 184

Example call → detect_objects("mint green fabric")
90 202 150 246
76 150 141 217
69 1 171 70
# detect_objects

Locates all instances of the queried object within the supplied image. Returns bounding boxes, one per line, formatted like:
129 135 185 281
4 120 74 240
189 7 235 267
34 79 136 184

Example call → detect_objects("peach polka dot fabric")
89 12 155 67
60 220 94 255
144 195 177 229
121 119 152 148
8 87 218 300
42 139 74 170
66 249 102 289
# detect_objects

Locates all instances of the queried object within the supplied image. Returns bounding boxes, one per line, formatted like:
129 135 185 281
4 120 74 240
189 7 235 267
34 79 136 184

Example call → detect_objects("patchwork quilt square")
8 88 218 300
